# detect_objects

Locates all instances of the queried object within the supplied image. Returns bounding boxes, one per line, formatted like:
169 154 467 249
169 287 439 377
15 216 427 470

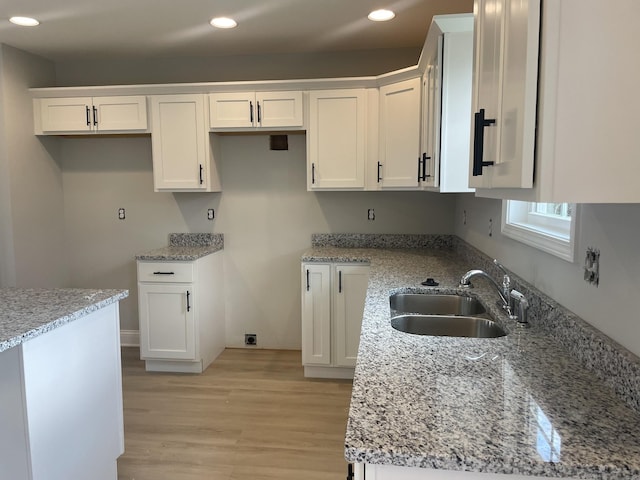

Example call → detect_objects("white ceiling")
0 0 473 63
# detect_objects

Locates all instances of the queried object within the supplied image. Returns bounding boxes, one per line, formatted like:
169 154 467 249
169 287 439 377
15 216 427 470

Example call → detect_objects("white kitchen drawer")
137 261 194 283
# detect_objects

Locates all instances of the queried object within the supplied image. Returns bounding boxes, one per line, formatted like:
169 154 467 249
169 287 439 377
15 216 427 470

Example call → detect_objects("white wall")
455 194 640 357
54 49 421 86
61 134 456 348
0 45 66 287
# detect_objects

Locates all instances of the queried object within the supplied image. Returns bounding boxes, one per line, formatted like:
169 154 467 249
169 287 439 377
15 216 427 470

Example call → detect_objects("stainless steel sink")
390 293 486 316
391 314 506 338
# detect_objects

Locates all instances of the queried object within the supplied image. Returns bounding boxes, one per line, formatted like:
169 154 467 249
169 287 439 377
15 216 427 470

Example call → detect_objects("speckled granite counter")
136 233 224 261
0 288 128 353
303 241 640 478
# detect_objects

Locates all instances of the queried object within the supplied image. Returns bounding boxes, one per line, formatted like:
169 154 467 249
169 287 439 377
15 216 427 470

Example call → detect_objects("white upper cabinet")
421 14 474 193
377 77 422 189
150 94 221 192
36 96 148 134
209 91 303 130
469 0 539 190
472 0 640 203
307 89 368 190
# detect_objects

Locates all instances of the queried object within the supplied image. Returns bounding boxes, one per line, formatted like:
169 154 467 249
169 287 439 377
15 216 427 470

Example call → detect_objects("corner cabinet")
376 77 422 189
34 95 148 134
307 89 370 190
137 252 225 373
301 262 370 379
209 91 303 130
150 94 222 192
421 14 474 193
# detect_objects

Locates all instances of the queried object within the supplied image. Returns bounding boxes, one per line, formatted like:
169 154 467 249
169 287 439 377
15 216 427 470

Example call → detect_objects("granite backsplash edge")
310 233 640 414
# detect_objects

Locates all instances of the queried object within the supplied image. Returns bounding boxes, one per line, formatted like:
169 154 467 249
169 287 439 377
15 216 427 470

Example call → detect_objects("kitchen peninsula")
0 288 128 480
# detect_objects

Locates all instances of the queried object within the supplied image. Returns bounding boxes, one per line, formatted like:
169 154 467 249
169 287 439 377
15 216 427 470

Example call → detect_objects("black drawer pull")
153 271 175 275
186 291 191 312
306 269 310 291
472 108 496 176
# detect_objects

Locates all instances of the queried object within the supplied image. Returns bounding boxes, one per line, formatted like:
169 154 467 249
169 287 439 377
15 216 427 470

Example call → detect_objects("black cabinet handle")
377 162 382 183
423 152 431 180
92 106 98 126
338 270 342 293
186 291 191 312
417 156 422 182
306 269 310 291
86 106 91 126
257 101 262 124
347 464 354 480
199 164 204 185
311 163 316 184
153 271 175 275
472 108 496 176
250 101 254 124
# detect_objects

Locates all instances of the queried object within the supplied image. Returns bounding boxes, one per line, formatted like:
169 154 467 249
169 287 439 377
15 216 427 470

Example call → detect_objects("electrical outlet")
584 247 600 286
118 208 125 220
207 209 215 220
367 209 375 221
245 334 257 346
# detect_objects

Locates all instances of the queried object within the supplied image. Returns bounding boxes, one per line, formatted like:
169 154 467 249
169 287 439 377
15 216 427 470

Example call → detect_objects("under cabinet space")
209 90 304 130
34 95 148 134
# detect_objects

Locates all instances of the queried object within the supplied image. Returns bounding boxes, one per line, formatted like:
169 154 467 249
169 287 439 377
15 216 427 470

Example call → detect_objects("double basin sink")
390 293 506 338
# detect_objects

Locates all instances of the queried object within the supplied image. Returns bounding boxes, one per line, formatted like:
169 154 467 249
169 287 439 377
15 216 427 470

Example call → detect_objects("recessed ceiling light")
210 17 237 29
9 16 40 27
368 9 395 22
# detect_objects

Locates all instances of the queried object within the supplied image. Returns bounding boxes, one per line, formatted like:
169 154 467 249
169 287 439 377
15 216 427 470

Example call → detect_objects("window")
501 201 577 262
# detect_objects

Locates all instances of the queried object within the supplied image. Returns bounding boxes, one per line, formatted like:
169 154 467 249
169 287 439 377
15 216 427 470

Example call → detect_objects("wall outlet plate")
244 334 257 346
584 247 600 286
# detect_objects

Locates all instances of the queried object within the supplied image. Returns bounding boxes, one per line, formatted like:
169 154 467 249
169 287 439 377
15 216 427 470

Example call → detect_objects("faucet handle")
509 289 529 326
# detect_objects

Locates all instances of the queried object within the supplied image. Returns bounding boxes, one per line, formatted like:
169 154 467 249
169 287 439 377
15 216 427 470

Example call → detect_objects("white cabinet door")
209 92 255 128
138 283 196 360
92 96 148 132
301 264 331 366
470 0 540 189
151 94 213 191
39 97 93 133
308 89 366 190
421 61 440 189
333 265 369 368
209 91 303 129
37 96 147 133
256 91 304 128
378 77 422 189
436 25 474 193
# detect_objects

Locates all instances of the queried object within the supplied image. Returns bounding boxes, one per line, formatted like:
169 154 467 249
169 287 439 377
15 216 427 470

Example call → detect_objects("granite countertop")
0 288 128 353
136 233 224 261
303 246 640 478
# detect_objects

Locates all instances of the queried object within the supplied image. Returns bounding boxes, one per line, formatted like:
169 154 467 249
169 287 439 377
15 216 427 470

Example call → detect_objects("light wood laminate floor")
117 348 353 480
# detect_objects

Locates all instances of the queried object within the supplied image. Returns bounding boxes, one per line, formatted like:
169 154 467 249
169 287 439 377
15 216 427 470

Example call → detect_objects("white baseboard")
120 330 140 347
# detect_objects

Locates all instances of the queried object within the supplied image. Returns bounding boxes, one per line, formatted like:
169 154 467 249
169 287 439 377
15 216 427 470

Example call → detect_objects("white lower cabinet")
301 262 369 378
137 252 225 373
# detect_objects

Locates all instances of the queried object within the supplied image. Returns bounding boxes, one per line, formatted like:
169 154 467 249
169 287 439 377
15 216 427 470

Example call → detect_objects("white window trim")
501 200 578 262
